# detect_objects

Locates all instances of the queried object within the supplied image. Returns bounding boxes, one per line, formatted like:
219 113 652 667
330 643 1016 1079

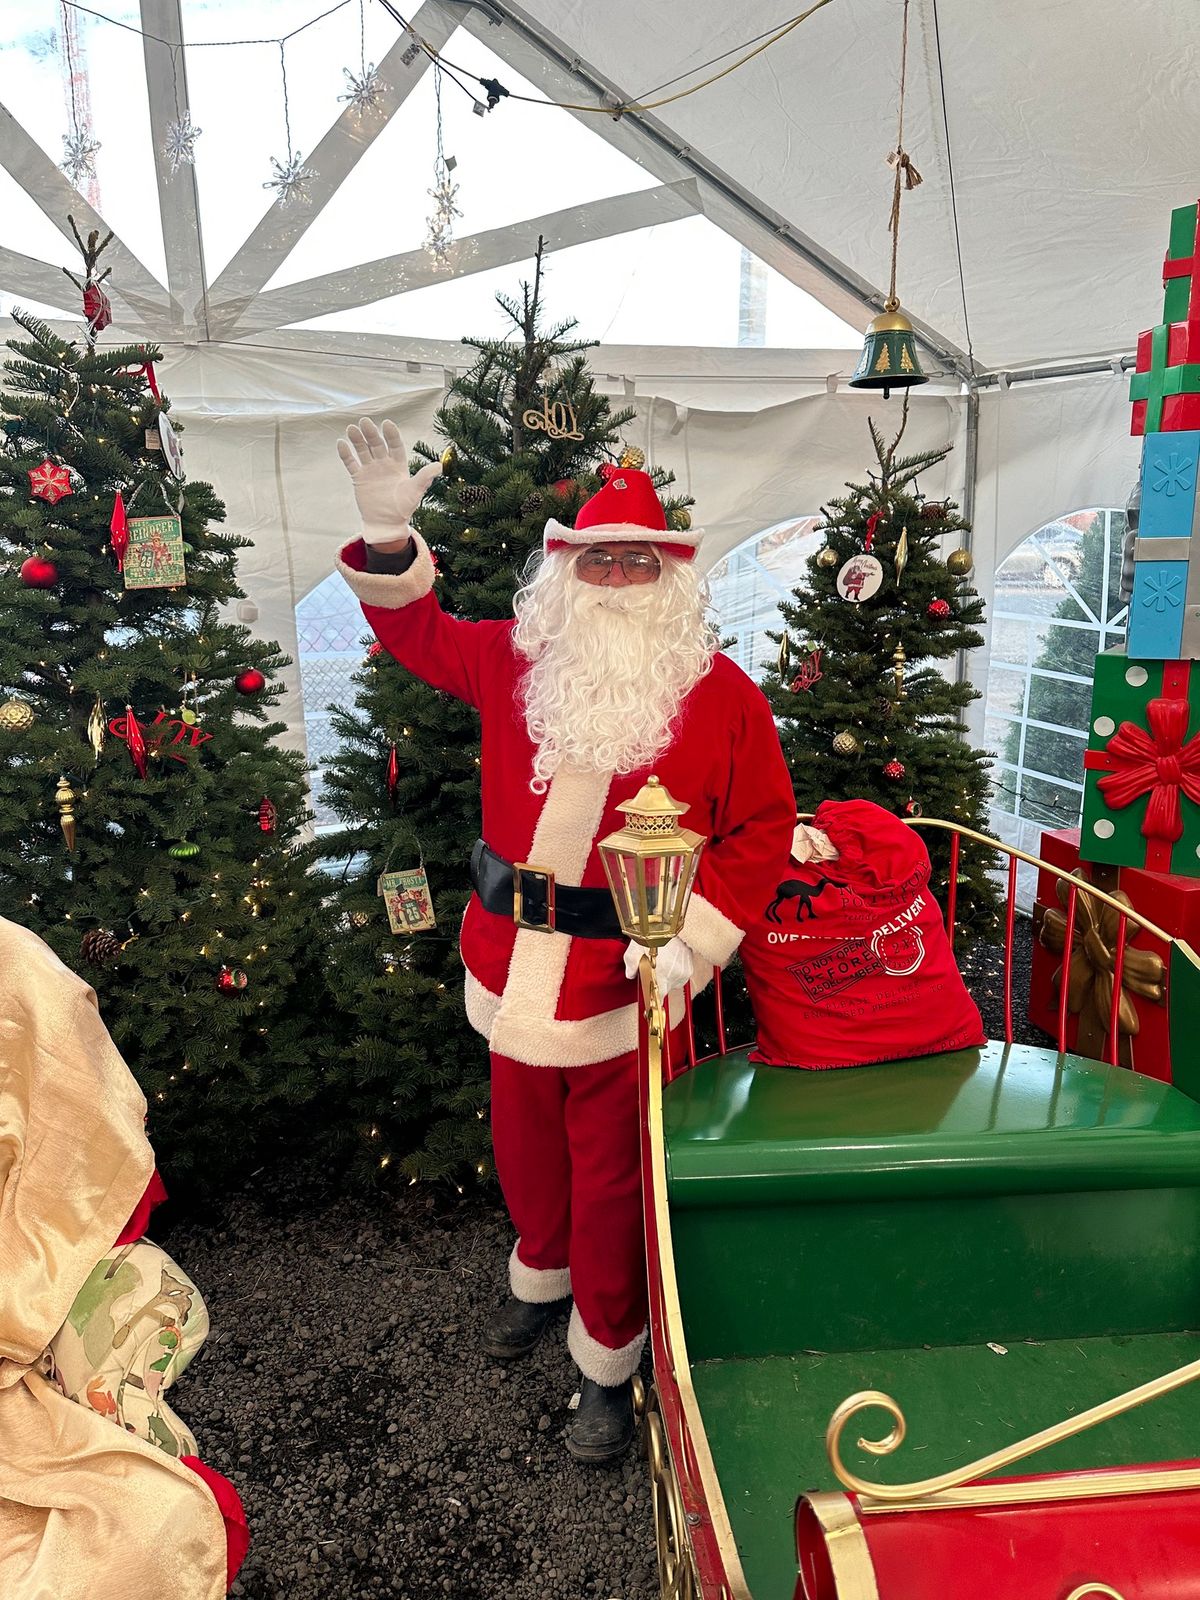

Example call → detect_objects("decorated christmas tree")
764 412 1003 938
316 246 692 1185
0 232 328 1187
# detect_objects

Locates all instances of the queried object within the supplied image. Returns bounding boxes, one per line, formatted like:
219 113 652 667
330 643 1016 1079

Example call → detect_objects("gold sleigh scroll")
522 396 583 441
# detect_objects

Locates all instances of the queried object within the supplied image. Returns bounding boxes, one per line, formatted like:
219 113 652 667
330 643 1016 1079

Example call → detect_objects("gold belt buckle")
513 862 556 932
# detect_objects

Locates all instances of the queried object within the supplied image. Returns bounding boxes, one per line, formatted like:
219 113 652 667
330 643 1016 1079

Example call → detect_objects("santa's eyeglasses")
575 549 662 584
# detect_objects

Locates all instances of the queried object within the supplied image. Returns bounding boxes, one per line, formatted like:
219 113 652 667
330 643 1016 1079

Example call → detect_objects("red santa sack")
740 799 985 1069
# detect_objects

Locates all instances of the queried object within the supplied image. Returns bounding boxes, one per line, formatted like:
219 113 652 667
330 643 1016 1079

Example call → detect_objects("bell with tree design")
849 302 927 398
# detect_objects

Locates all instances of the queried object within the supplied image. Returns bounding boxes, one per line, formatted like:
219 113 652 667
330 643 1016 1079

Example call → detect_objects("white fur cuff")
334 532 436 609
681 892 743 970
567 1304 647 1385
509 1242 571 1304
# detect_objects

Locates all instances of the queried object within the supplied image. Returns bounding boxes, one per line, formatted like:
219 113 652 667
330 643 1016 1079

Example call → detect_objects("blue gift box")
1127 429 1200 659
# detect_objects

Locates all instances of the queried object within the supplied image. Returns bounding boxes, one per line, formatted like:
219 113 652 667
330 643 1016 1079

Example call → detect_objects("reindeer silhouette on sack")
765 871 849 923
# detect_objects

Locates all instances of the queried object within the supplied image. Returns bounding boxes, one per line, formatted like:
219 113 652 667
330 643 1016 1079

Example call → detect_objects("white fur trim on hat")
542 517 703 556
509 1243 571 1304
567 1304 646 1385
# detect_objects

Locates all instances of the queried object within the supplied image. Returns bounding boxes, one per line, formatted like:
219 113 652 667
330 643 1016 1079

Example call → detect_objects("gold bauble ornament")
947 547 974 576
179 707 198 725
832 731 862 757
0 695 34 733
619 445 646 470
439 444 459 480
817 546 840 569
667 506 692 532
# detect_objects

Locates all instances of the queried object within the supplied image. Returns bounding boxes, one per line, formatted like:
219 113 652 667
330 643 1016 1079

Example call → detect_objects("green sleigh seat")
662 1043 1200 1363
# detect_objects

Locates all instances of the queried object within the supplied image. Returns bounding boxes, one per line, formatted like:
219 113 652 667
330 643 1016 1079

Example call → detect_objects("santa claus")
334 419 794 1462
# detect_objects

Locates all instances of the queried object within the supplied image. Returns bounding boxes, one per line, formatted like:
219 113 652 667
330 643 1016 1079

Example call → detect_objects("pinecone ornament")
520 492 543 517
457 484 494 511
81 928 122 965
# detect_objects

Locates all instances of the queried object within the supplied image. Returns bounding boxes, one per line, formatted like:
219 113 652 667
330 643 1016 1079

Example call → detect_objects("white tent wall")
146 338 966 764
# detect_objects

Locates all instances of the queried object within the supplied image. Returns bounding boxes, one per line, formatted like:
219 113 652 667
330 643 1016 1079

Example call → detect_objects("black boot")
565 1378 635 1464
481 1295 568 1361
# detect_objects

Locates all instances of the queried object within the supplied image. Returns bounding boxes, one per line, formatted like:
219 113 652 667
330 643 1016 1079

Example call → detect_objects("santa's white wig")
512 547 719 793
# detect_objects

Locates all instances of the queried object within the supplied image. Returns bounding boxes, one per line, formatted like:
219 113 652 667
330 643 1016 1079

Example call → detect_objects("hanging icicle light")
850 0 928 399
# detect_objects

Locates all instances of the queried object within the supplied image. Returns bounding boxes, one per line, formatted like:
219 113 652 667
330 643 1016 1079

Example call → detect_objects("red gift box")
1028 827 1187 1082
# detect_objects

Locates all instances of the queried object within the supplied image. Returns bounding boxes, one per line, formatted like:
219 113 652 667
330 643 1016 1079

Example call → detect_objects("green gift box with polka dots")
1080 648 1200 876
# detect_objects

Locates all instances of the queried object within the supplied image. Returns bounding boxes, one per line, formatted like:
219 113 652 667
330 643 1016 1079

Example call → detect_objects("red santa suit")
336 471 794 1384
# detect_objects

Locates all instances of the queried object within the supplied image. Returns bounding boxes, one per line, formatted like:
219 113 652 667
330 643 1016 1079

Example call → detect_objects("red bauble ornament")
234 669 266 696
28 460 73 504
551 478 576 500
883 759 906 780
216 965 249 993
20 555 58 588
927 597 951 619
904 798 923 817
366 640 384 658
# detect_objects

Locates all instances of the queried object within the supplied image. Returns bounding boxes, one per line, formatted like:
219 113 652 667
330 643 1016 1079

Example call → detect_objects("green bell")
849 304 928 398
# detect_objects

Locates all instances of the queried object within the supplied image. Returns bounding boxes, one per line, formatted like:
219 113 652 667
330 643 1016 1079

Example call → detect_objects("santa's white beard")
512 551 719 793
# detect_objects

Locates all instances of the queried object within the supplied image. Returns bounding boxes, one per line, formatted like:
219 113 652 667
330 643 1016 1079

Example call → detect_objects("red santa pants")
490 1048 647 1386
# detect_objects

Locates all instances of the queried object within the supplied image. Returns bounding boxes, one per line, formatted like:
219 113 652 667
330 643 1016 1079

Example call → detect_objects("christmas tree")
0 233 328 1188
316 245 692 1186
764 411 1003 938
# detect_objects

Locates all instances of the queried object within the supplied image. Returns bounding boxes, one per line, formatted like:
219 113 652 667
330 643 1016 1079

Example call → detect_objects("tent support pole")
956 385 980 688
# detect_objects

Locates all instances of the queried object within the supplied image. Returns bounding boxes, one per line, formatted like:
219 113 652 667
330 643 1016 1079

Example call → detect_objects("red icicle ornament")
123 704 148 779
109 491 129 571
386 742 400 806
258 796 277 833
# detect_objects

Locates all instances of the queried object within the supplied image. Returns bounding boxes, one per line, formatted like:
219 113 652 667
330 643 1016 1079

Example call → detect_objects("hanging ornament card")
380 868 437 933
124 514 187 589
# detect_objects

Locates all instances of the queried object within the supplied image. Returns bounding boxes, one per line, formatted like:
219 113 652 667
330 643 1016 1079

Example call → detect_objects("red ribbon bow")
1097 696 1200 843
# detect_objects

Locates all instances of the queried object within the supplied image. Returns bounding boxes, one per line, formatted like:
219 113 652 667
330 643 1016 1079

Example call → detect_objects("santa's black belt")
469 839 622 939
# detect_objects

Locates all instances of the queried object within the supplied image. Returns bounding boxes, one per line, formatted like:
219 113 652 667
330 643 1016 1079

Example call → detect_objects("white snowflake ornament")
339 63 384 115
163 113 202 174
61 131 101 187
263 152 317 205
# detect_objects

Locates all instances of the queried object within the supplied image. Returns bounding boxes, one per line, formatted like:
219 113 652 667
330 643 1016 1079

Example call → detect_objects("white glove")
336 417 443 546
623 936 695 997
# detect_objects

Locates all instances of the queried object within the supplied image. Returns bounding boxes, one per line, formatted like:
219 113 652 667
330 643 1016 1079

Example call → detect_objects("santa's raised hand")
336 417 442 546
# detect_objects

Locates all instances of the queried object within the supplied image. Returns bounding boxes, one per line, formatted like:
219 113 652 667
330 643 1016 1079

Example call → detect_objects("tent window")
984 508 1127 874
707 516 823 681
296 570 364 832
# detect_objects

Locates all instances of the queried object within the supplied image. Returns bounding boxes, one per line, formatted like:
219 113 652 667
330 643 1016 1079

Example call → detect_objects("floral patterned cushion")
42 1239 209 1458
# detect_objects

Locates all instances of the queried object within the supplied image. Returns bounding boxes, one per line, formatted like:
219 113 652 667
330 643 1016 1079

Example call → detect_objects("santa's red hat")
544 464 701 561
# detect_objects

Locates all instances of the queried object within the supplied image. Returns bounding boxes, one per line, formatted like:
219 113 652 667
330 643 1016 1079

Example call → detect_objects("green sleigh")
623 817 1200 1600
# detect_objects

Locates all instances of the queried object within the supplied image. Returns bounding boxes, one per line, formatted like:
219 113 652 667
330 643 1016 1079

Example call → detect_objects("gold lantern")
598 777 704 951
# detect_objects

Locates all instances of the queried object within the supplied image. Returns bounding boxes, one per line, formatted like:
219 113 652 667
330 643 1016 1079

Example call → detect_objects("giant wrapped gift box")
1080 649 1200 875
1162 198 1200 326
1125 429 1200 658
1029 825 1200 1091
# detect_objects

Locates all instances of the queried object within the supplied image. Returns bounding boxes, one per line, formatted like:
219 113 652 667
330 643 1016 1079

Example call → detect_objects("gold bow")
1037 873 1165 1066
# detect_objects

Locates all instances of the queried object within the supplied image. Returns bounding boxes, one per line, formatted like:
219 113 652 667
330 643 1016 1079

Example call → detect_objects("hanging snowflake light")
263 151 316 205
163 113 202 174
61 130 101 187
424 68 460 268
265 40 315 204
339 63 384 115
